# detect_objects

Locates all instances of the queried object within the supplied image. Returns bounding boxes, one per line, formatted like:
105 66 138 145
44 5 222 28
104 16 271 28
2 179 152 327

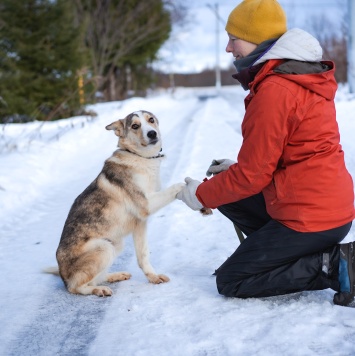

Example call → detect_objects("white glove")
176 177 203 211
206 159 235 177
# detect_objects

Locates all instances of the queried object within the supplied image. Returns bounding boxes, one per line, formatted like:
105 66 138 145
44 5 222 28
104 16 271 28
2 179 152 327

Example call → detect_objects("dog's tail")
42 266 60 276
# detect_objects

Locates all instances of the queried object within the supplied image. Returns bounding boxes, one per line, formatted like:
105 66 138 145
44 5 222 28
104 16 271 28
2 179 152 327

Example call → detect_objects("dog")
45 110 185 297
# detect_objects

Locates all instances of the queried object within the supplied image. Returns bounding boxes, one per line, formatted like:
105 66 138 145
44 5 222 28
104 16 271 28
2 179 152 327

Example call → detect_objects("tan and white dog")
45 110 184 297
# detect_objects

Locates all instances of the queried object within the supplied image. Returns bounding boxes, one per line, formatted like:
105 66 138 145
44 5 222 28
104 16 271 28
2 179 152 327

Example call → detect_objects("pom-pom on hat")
225 0 287 45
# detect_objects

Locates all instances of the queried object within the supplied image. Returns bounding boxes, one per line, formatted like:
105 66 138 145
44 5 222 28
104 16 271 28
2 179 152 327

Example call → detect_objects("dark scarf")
233 38 278 90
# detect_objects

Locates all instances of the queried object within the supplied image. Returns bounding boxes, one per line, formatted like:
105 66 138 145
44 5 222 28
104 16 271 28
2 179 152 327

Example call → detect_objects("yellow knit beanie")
225 0 287 44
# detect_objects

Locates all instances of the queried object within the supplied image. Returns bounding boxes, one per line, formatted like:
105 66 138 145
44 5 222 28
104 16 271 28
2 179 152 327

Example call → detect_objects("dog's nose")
147 130 157 139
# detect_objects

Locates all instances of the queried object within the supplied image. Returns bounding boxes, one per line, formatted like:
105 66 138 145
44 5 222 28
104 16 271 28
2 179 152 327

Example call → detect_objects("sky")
1 84 355 355
155 0 347 73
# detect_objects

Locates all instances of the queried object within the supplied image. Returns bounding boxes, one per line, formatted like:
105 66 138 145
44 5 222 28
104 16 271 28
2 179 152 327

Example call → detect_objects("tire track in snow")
145 92 246 280
7 290 112 356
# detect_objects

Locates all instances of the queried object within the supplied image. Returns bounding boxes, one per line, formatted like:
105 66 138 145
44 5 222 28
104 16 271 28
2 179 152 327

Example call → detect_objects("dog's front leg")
147 183 185 214
133 221 169 284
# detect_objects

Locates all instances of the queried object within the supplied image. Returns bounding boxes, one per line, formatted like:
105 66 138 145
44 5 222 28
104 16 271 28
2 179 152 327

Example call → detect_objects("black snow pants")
216 193 352 298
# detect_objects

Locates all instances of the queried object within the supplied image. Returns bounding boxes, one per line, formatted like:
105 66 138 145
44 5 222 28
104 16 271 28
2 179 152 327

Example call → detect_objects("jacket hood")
254 28 323 66
249 28 336 100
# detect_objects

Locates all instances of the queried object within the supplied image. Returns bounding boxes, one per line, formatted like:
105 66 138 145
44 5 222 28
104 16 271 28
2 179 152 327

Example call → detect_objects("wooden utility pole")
214 3 221 93
207 3 222 93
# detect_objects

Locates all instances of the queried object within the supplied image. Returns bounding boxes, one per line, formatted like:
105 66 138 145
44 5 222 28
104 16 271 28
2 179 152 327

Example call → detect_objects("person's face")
226 33 258 60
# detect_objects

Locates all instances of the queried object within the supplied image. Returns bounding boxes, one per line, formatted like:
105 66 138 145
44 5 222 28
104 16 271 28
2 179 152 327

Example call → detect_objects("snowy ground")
1 85 355 356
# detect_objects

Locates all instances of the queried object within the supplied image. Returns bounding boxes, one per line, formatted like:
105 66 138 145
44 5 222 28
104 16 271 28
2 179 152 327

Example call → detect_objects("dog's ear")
106 119 125 137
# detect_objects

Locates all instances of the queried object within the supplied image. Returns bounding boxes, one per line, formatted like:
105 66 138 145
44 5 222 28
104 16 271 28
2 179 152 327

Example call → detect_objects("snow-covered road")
1 86 355 356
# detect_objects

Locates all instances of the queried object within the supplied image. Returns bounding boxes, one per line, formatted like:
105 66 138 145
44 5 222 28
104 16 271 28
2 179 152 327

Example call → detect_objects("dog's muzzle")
147 130 158 144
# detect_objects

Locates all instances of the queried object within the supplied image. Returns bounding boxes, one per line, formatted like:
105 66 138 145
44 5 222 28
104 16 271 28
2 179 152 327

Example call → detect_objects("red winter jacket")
196 59 355 232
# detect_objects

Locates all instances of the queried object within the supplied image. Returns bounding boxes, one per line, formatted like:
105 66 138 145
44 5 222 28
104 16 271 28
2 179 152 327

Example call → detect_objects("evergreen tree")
0 0 85 122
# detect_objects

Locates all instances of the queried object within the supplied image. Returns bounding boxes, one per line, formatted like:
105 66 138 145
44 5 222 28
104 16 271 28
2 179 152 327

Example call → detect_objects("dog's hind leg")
74 283 113 297
132 221 169 284
64 240 116 297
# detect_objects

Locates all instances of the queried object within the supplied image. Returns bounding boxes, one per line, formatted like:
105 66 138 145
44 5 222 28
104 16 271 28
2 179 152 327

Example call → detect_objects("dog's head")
106 110 162 158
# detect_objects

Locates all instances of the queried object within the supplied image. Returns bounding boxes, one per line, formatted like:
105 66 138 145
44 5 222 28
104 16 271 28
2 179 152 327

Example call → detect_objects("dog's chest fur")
107 150 162 193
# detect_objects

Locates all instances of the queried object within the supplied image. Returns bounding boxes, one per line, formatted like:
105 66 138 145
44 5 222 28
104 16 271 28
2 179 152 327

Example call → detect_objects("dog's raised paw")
147 273 170 284
173 182 186 195
93 286 113 297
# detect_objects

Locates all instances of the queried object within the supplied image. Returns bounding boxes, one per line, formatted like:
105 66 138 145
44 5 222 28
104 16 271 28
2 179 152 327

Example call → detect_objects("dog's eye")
148 117 154 123
131 124 139 130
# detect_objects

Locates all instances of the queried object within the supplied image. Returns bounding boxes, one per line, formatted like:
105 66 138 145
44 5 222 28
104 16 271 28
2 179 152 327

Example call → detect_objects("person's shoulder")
252 59 291 88
254 73 296 95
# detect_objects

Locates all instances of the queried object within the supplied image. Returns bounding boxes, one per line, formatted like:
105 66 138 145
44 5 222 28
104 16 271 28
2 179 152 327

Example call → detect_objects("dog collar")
149 153 165 159
124 149 164 159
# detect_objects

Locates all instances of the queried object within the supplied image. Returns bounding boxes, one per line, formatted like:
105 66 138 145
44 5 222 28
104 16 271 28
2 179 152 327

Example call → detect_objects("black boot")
333 242 355 306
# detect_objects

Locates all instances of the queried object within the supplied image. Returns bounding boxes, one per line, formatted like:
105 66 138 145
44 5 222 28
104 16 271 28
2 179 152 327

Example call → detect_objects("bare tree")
74 0 180 101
